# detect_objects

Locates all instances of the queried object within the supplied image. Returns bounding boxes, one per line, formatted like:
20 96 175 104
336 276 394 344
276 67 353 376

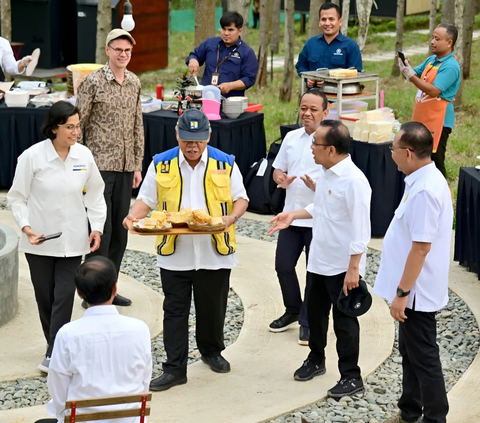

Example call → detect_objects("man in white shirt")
269 120 371 398
0 36 33 81
45 256 152 423
123 109 249 392
374 122 452 423
269 89 329 346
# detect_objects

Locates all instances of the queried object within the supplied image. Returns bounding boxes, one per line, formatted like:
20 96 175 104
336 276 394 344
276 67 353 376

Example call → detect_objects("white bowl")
5 90 29 107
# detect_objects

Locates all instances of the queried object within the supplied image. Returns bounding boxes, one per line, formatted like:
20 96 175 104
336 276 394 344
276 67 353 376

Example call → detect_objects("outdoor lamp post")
121 0 135 32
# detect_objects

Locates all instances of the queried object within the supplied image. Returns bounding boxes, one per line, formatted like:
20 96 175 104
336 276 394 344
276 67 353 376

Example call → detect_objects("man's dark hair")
301 88 328 111
75 257 117 305
108 35 133 47
398 122 433 159
319 2 342 19
41 101 79 141
220 11 243 29
436 23 458 48
319 120 351 155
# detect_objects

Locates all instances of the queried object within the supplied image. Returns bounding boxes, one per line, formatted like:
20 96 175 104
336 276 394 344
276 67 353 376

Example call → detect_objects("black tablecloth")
0 104 266 187
280 124 405 236
454 167 480 280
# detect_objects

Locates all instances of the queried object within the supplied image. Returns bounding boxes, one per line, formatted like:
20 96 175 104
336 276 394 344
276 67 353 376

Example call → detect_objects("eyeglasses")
311 141 331 147
58 123 81 133
389 145 415 153
109 47 133 56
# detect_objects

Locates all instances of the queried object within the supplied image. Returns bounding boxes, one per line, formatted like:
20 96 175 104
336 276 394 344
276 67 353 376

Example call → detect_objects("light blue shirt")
413 52 460 129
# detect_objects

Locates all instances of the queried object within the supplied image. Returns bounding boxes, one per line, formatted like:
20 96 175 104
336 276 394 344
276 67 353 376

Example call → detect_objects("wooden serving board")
126 220 228 236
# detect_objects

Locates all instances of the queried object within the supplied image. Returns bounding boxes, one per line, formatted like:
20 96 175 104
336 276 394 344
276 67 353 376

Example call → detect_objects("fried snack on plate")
151 210 167 227
167 207 192 226
192 209 213 225
328 68 358 78
144 217 159 229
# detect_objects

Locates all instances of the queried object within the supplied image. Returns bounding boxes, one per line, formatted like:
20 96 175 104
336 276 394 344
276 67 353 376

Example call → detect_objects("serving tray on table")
126 219 228 236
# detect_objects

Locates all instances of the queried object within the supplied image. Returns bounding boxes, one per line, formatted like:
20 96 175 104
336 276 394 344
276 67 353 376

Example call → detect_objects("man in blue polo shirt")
186 11 258 97
296 2 362 89
398 23 460 178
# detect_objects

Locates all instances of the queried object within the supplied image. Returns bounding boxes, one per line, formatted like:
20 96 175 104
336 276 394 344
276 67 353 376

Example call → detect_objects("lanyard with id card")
212 41 241 86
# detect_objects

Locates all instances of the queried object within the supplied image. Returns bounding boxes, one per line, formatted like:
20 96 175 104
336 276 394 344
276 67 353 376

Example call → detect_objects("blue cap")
176 109 211 141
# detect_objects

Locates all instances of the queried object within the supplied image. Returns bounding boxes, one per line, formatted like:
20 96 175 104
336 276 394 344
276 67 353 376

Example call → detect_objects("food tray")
132 220 172 233
187 221 227 232
126 220 227 235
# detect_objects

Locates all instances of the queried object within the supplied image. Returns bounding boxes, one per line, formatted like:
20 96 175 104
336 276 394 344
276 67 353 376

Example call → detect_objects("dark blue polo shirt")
186 36 258 97
296 32 363 77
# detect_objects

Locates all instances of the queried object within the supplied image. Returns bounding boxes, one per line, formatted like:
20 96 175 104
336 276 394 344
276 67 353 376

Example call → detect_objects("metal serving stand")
300 70 380 117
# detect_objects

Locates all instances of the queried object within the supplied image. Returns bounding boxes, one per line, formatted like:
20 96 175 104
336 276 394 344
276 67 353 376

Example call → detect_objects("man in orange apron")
398 24 460 178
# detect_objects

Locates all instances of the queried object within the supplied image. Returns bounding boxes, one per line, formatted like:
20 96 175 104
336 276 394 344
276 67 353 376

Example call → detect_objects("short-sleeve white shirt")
7 140 106 256
273 127 322 228
305 155 372 276
373 163 453 312
137 147 249 271
0 36 22 76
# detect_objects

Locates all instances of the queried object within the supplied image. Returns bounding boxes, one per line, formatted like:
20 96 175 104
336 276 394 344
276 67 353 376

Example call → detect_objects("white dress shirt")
305 155 371 276
373 163 453 312
0 36 22 76
137 147 249 271
47 305 152 423
273 127 321 228
7 140 106 257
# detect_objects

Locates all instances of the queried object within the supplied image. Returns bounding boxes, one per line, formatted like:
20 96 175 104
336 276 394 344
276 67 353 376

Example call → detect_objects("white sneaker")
38 356 51 373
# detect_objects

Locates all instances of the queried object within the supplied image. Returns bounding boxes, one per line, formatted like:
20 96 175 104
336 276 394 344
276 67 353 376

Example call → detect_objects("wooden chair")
64 393 152 423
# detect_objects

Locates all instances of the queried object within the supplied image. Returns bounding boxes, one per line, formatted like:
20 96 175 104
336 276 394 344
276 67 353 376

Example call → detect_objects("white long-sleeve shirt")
47 305 152 423
7 139 106 256
0 36 22 76
305 155 372 276
272 127 322 228
137 147 249 271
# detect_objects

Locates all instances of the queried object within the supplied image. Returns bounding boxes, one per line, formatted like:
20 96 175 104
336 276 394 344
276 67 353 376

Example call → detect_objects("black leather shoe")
150 373 187 392
112 294 132 307
298 326 309 346
269 312 299 332
201 354 231 373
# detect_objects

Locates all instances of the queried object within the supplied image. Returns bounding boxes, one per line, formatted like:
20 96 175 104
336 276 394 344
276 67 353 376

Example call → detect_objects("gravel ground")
0 198 8 210
0 215 478 423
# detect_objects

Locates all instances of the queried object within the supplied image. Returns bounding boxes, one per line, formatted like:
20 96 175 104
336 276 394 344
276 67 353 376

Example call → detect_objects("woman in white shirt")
0 37 32 81
7 101 106 373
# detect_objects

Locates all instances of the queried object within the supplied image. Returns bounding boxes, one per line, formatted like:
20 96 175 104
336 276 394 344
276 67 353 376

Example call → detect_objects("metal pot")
185 85 204 99
320 82 365 95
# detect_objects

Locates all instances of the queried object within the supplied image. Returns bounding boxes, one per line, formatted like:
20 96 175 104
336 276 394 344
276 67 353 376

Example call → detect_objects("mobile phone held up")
397 50 406 66
37 232 62 242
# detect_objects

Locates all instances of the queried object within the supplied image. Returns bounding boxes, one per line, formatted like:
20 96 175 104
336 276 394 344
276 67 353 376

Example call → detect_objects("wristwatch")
396 287 410 298
230 214 239 223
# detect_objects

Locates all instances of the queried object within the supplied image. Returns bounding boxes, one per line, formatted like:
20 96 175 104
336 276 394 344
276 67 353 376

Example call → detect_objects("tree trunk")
256 0 271 88
331 0 340 5
1 0 12 41
271 0 281 53
462 0 478 79
195 0 216 47
95 0 111 64
441 0 455 24
453 0 464 109
391 0 405 77
428 0 437 54
341 0 350 35
229 0 251 42
356 0 374 52
279 0 294 101
308 0 324 39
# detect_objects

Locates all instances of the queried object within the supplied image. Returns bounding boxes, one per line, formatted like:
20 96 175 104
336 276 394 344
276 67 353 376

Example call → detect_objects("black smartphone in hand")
397 50 406 66
38 232 62 242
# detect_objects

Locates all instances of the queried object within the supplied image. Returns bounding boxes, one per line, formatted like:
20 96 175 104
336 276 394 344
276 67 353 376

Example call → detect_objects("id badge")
211 72 220 86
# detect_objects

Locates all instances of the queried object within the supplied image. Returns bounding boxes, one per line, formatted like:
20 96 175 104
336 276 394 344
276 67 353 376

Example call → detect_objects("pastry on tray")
133 211 171 233
166 207 192 227
328 68 358 78
188 209 226 231
191 209 213 225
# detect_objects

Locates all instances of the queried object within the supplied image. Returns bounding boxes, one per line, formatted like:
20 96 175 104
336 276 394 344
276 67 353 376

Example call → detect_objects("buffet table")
454 167 480 280
0 105 267 187
280 124 405 236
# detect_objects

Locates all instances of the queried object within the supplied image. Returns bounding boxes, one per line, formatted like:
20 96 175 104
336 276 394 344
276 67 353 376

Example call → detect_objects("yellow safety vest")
153 146 237 256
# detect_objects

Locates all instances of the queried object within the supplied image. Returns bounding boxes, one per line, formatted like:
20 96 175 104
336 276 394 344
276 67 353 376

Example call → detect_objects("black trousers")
275 226 312 327
88 171 133 275
307 271 361 379
398 307 449 423
160 268 231 377
431 127 451 178
25 254 82 357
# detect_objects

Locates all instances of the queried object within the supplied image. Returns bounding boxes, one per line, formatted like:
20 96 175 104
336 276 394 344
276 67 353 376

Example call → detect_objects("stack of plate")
223 96 247 119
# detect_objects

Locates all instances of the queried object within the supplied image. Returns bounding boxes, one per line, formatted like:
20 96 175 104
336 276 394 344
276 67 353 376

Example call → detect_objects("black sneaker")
298 326 309 346
327 377 365 398
294 359 326 381
269 312 299 333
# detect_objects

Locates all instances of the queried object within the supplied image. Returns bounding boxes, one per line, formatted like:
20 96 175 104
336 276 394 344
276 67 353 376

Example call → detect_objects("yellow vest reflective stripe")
154 146 237 256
